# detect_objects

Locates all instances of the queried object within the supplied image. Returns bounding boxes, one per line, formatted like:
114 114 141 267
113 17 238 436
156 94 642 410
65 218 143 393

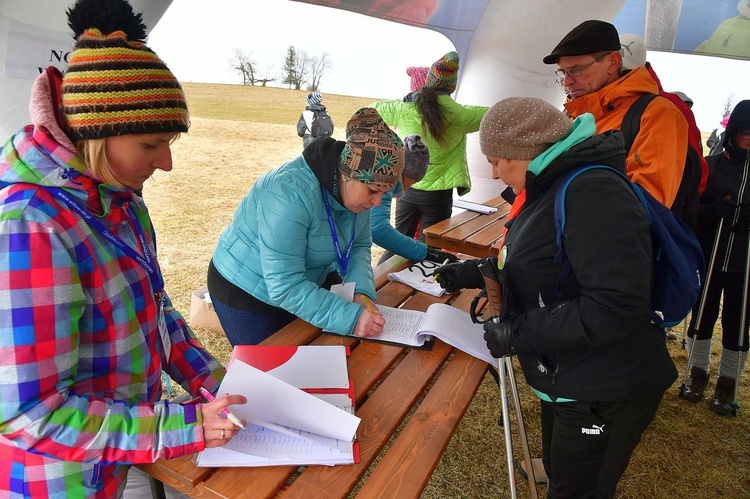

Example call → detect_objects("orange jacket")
564 66 688 207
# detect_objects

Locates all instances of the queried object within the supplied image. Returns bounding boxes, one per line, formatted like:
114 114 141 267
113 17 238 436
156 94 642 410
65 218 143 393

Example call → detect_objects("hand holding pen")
199 386 247 448
354 294 384 338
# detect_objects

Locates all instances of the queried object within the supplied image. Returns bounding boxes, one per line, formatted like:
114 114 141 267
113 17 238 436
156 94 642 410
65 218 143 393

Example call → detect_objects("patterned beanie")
479 97 573 160
307 92 323 106
339 108 404 188
62 0 189 142
425 52 459 93
402 134 429 182
406 66 429 93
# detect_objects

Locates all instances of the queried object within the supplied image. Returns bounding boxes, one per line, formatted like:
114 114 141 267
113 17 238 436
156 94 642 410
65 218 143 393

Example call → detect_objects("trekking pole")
680 219 723 394
504 356 539 499
497 356 518 499
732 230 750 406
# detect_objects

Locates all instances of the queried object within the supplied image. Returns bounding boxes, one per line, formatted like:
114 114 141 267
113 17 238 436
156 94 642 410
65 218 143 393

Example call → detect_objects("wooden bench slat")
355 350 488 498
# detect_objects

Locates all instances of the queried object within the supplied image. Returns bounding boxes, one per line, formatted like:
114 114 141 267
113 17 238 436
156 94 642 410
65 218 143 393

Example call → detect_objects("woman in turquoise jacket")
209 108 404 345
373 51 488 245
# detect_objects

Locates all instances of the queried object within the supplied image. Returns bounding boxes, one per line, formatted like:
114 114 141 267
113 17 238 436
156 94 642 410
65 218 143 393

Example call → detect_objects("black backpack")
622 94 701 229
310 109 334 138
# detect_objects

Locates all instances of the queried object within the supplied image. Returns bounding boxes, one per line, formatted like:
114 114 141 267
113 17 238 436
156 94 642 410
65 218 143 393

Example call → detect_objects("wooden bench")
137 255 490 498
424 196 510 258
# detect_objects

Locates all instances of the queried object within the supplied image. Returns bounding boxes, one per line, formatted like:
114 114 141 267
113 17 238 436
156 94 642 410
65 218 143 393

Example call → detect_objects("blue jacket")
211 156 376 335
371 186 428 260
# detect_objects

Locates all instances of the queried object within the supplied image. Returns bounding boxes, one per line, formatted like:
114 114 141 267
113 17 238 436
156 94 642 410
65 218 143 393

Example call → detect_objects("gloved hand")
483 317 518 358
704 198 737 220
434 257 488 292
424 247 460 264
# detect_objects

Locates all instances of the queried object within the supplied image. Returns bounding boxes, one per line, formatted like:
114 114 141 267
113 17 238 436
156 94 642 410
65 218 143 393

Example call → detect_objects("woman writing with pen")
0 1 245 496
208 108 404 345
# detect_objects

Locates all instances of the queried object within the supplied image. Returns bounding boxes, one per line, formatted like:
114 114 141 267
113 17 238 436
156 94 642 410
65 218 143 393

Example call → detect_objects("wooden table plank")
355 351 488 499
274 340 455 498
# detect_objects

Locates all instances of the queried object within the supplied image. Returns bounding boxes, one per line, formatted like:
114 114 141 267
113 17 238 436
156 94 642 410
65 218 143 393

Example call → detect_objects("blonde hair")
75 138 122 187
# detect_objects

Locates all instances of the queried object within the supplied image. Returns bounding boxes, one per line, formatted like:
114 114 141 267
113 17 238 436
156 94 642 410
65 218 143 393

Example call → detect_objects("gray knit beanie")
402 134 430 182
479 97 573 160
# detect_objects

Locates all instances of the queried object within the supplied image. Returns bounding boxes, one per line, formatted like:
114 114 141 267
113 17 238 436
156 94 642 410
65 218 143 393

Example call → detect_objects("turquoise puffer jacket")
373 94 488 193
211 156 376 335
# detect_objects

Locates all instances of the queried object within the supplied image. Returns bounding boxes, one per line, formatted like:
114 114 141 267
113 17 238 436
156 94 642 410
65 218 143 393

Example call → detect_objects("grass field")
144 82 749 498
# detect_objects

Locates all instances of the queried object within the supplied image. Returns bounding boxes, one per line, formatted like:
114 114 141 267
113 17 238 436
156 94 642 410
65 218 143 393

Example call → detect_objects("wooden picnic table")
424 196 511 258
136 255 490 498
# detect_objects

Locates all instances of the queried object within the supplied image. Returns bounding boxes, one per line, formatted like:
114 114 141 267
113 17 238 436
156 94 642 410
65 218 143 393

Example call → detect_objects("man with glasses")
543 20 688 208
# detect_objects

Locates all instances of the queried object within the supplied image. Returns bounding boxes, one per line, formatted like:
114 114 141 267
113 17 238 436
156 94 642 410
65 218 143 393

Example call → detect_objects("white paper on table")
387 260 448 297
452 199 498 214
216 360 360 442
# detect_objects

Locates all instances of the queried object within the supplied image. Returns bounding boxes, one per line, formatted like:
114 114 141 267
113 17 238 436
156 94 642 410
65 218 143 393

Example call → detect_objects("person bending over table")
0 1 245 496
435 97 677 498
372 134 459 265
208 108 404 346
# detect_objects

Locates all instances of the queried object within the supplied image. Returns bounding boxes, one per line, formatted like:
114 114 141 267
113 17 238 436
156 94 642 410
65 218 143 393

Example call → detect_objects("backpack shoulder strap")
621 93 658 150
553 165 635 262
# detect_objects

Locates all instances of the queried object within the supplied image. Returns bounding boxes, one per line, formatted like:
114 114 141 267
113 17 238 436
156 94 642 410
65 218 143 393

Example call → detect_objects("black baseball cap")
543 20 621 64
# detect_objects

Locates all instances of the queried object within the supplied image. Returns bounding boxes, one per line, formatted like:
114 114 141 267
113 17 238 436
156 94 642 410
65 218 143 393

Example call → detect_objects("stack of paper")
197 345 360 467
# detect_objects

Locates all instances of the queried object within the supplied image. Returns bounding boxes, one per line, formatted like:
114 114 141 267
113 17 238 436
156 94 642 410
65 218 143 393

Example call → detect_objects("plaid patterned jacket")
0 125 224 498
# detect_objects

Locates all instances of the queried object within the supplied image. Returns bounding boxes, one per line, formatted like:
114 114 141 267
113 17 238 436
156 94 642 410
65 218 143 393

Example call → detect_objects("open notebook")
358 303 494 365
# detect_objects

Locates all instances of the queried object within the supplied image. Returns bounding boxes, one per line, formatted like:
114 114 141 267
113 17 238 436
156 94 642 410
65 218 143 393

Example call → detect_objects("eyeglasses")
554 52 612 82
740 130 750 140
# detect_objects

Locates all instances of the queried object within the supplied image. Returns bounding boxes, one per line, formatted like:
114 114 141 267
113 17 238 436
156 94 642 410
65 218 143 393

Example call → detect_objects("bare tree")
257 64 275 87
308 52 332 91
230 48 257 86
722 92 736 118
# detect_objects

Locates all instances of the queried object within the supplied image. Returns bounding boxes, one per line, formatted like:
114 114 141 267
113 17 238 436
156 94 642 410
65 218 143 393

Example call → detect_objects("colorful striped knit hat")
62 0 189 142
339 108 404 188
425 52 459 93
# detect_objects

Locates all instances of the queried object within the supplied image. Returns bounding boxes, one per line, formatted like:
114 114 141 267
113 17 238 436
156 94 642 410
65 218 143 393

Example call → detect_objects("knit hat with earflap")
62 0 189 142
479 97 573 160
402 134 430 182
425 52 459 93
307 92 323 106
339 108 404 188
406 66 429 92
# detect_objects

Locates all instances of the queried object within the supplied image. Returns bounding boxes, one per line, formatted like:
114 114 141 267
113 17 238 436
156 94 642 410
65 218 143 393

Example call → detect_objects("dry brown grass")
144 83 750 499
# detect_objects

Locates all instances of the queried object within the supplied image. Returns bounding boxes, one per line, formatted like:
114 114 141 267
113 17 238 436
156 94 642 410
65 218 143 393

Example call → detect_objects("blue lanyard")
49 188 165 298
320 184 355 279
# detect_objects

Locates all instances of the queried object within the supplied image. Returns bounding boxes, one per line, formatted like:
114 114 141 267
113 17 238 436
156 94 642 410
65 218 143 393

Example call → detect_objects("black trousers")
540 392 664 499
688 269 750 351
378 188 453 264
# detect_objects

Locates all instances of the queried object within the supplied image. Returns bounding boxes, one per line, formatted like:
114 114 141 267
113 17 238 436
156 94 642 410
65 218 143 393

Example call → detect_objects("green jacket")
373 94 488 193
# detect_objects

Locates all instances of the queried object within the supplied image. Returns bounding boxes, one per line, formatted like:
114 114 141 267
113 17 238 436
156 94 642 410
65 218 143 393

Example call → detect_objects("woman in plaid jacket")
0 1 244 497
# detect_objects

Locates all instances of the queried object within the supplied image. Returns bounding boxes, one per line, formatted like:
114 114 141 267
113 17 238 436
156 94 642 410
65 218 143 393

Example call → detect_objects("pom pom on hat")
307 92 323 106
339 108 404 188
479 97 573 160
619 33 647 70
402 134 429 182
425 52 459 93
406 66 429 92
62 0 189 142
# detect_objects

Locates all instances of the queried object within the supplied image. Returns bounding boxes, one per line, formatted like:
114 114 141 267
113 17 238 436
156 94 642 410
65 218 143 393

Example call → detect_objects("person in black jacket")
435 97 677 498
680 100 750 416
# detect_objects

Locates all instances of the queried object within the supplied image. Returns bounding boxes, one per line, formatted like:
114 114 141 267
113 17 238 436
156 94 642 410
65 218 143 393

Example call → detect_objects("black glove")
424 247 460 264
483 317 519 358
704 198 737 220
434 257 488 292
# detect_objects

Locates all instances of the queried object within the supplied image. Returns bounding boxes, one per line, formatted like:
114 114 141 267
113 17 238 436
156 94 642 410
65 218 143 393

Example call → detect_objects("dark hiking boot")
709 376 738 417
679 367 709 403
